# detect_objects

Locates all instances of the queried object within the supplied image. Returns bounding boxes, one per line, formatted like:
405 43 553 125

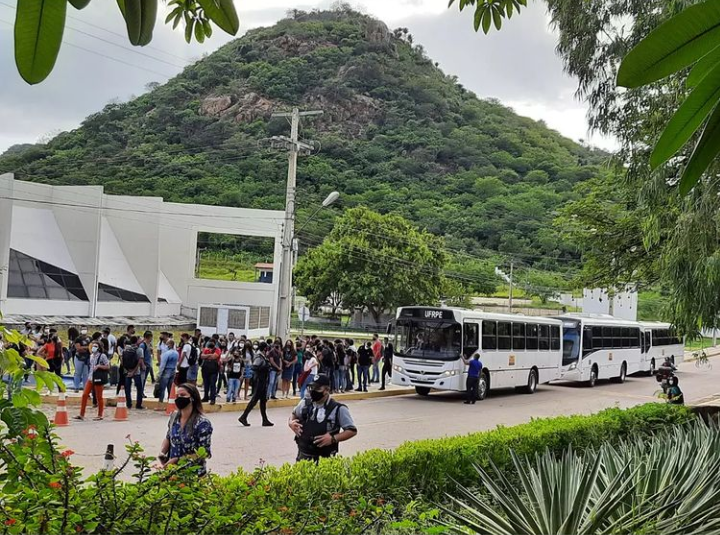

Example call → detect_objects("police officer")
287 374 357 462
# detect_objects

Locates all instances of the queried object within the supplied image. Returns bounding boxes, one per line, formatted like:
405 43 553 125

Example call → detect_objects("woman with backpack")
74 340 110 421
238 342 274 427
159 383 213 476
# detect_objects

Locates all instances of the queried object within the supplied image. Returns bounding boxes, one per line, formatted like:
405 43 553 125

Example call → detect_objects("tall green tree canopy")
294 207 447 323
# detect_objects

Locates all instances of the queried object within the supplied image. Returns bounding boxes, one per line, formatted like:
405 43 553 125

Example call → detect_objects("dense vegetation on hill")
0 6 607 280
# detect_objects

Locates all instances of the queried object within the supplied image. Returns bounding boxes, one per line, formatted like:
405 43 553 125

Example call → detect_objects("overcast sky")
0 0 615 155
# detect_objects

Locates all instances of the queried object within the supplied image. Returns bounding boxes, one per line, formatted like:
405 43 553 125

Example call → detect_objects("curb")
41 387 414 413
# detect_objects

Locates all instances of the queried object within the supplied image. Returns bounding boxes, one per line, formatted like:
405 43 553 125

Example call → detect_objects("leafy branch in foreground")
13 0 240 84
448 0 528 34
618 0 720 195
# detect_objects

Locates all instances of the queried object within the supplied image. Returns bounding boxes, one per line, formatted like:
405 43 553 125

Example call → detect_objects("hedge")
0 403 694 534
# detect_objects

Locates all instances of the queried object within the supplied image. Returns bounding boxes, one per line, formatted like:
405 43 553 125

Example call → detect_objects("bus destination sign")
400 308 455 320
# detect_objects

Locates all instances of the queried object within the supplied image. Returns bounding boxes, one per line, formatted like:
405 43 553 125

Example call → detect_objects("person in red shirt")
371 334 383 383
200 341 222 405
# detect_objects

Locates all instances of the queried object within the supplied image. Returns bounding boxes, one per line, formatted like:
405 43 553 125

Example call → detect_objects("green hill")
0 6 606 274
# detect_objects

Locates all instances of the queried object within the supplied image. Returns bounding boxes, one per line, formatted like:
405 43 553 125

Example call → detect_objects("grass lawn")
197 257 256 282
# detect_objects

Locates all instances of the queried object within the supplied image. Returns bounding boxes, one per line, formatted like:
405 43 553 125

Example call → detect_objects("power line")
0 17 174 78
0 1 192 67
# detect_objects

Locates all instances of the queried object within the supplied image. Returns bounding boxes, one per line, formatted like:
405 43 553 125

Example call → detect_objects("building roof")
254 263 274 270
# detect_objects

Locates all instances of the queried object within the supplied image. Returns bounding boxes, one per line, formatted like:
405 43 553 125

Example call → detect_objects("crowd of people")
1 322 373 471
3 322 395 415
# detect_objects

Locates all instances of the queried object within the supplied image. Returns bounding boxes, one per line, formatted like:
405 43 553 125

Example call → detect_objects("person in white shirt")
177 333 193 384
299 347 319 399
102 328 117 358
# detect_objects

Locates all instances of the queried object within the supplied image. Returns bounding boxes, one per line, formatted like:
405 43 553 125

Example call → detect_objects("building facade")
0 174 285 334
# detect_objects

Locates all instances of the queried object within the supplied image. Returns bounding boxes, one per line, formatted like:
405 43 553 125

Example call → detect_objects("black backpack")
122 346 139 371
187 344 199 366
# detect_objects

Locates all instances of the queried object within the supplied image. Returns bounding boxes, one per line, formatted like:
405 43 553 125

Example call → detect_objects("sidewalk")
40 382 413 413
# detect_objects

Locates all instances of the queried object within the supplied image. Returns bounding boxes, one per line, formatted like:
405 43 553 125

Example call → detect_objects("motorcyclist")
656 357 677 395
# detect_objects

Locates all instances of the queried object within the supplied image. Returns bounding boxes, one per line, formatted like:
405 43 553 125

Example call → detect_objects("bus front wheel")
478 372 489 400
415 386 431 396
587 366 598 388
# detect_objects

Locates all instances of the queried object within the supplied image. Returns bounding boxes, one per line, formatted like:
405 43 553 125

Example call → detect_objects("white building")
0 174 284 335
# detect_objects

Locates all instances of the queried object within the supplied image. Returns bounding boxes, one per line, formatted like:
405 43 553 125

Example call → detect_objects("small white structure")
0 174 284 335
582 287 638 321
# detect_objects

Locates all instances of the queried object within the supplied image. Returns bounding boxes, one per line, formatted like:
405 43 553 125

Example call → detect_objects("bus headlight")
569 362 577 371
393 364 403 373
441 370 458 377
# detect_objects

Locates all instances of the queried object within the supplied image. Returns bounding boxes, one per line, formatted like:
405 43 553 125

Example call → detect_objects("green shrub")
0 404 693 534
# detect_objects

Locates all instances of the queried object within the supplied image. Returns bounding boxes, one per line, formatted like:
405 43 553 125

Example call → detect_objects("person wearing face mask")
73 327 92 392
159 383 213 476
74 341 110 421
241 341 255 401
288 374 357 463
238 342 274 427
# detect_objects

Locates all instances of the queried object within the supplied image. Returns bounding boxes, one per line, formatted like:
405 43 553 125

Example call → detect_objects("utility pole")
508 260 514 313
269 108 322 340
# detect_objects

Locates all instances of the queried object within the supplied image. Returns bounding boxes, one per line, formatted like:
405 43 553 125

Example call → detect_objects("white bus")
639 322 684 372
389 306 563 399
559 314 643 386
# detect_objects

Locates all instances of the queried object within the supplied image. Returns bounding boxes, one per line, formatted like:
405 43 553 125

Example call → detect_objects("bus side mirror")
386 322 393 335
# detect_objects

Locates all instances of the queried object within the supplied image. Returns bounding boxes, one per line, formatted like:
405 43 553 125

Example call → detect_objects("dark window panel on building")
7 249 88 301
97 283 150 303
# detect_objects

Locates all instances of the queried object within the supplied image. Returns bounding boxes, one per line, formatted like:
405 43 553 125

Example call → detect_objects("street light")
294 191 340 236
277 191 341 339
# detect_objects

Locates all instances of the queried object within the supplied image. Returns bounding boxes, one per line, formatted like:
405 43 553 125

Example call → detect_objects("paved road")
53 359 719 477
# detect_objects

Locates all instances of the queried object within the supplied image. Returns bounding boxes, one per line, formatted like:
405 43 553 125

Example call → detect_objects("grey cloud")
397 3 577 107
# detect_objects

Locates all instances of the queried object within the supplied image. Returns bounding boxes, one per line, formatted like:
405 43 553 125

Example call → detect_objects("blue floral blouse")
166 413 213 475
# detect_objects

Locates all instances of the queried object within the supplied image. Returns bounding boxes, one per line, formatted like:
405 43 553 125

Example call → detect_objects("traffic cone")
113 394 128 421
165 383 177 416
54 392 69 427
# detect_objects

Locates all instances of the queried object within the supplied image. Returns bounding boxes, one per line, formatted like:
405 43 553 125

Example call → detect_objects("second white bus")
559 314 643 386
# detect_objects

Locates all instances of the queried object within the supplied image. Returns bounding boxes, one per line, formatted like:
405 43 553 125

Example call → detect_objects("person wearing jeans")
74 343 109 421
72 330 91 391
157 340 179 405
123 336 145 409
200 342 221 405
225 350 244 403
357 342 373 392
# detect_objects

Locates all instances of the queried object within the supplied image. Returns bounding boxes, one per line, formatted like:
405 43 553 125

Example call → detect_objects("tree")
12 0 240 84
0 321 64 436
294 207 448 324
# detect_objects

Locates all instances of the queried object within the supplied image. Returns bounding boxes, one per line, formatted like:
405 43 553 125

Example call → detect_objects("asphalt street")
53 358 719 477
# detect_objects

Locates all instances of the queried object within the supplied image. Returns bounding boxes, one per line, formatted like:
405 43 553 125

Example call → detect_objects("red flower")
61 450 74 458
178 483 186 489
5 519 17 526
49 481 62 489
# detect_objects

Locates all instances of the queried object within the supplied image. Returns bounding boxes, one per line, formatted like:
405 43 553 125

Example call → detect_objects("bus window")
463 323 479 357
539 324 550 350
551 325 560 350
512 323 526 350
583 326 593 355
633 329 640 348
644 331 651 352
482 321 497 350
622 327 631 348
395 319 462 360
498 322 512 350
592 326 603 349
526 324 539 350
563 324 580 365
602 327 613 349
612 327 622 348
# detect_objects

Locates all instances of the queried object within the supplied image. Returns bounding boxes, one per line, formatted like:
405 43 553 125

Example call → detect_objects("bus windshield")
395 319 461 361
563 324 580 366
